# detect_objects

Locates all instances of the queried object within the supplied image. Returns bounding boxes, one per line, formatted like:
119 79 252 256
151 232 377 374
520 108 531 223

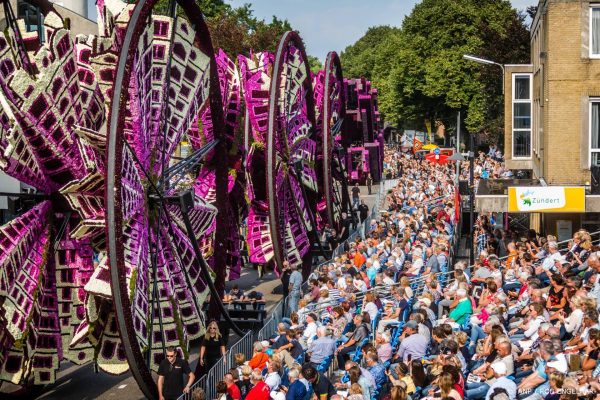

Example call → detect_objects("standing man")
366 173 373 195
351 183 361 210
157 347 194 400
358 201 369 223
288 264 303 314
280 261 291 312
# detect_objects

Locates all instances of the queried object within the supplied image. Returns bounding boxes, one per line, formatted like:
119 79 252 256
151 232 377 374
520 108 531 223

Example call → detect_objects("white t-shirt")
303 322 318 346
541 252 561 271
524 316 546 340
363 302 379 321
565 308 584 334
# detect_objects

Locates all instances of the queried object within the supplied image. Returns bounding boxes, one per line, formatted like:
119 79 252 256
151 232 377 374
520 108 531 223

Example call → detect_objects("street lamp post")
463 54 505 94
462 54 505 264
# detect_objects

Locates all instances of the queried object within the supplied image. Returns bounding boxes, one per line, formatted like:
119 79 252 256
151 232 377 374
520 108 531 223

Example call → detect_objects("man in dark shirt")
280 261 291 299
335 314 370 368
302 365 336 400
326 228 338 250
358 201 369 222
274 330 304 366
226 285 246 310
351 183 361 209
157 347 194 400
339 212 351 241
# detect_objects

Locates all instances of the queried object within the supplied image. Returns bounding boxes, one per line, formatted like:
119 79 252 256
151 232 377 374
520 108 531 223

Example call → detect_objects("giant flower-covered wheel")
105 0 242 398
190 48 247 283
239 52 276 268
313 52 350 231
0 4 107 390
266 31 319 273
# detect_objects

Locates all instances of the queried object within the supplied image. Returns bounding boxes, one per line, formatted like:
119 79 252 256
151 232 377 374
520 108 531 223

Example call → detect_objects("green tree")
341 0 530 144
340 26 401 80
152 1 294 57
307 55 323 74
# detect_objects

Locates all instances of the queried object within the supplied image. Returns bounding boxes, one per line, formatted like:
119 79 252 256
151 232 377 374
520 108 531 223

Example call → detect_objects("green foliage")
340 26 401 80
151 1 294 56
341 0 530 143
308 55 323 74
201 2 293 56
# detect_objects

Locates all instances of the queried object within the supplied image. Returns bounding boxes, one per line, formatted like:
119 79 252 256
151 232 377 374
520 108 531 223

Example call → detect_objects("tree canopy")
154 0 293 56
341 0 530 143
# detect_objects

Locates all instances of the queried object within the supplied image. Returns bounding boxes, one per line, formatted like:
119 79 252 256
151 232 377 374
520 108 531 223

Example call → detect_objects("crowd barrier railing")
257 300 285 341
180 330 254 400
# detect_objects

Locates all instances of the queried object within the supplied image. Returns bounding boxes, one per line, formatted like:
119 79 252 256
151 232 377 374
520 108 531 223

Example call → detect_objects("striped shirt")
328 288 341 303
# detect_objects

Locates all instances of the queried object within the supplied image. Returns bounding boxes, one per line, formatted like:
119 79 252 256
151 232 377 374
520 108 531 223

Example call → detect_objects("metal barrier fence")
257 300 285 341
180 330 254 400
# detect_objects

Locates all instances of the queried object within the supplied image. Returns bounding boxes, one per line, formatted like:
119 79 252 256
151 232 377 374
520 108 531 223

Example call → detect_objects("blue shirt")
397 333 429 362
308 337 337 364
367 363 388 388
289 271 302 292
286 380 307 400
367 266 377 282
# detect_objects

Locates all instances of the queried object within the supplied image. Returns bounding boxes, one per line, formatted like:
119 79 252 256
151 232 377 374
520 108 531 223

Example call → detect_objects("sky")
227 0 538 61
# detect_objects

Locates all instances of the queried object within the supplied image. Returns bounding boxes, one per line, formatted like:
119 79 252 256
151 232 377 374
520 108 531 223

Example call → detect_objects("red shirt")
246 381 270 400
228 383 241 400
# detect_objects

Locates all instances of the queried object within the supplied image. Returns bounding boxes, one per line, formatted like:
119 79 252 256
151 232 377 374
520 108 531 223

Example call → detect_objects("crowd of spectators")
202 146 600 400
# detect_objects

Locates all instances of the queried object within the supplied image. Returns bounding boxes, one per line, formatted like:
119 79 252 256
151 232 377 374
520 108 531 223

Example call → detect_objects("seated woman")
362 292 379 322
546 274 569 320
425 371 462 400
329 306 349 340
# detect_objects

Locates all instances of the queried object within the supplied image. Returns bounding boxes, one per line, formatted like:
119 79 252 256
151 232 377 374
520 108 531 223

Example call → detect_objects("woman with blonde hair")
400 276 414 299
234 353 246 377
347 383 365 400
437 372 461 400
195 320 226 378
363 292 379 321
557 295 585 338
390 385 408 400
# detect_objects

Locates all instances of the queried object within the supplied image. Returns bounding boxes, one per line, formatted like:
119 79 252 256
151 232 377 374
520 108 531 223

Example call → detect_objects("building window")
591 6 600 57
512 74 532 158
590 101 600 166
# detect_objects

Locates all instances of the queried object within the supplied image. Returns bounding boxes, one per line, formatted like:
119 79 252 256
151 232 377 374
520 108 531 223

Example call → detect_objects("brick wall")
506 1 599 185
